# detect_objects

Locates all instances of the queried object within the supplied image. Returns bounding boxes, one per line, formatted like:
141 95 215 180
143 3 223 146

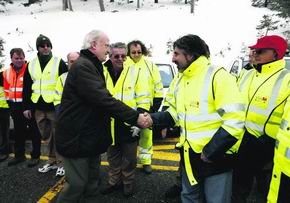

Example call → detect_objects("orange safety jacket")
3 63 27 102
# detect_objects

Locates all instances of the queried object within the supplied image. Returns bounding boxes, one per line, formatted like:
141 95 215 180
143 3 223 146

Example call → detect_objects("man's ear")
91 41 97 49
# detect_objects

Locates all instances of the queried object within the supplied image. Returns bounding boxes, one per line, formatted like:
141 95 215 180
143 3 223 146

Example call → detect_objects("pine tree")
269 0 290 18
252 0 290 18
256 14 279 36
0 37 4 69
166 39 173 55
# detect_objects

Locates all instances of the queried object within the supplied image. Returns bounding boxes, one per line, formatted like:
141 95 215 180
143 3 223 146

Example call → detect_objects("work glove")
130 126 141 137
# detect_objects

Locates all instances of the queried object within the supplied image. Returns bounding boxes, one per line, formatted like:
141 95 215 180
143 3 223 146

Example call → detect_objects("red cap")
249 35 288 60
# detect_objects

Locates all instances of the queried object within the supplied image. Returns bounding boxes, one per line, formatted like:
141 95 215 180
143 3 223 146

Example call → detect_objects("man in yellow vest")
23 34 68 176
101 42 151 196
232 35 290 202
146 34 245 203
0 70 10 162
267 97 290 203
54 51 80 110
126 40 164 174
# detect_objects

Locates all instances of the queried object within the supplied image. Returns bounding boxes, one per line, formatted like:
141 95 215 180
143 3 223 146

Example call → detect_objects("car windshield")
156 64 174 88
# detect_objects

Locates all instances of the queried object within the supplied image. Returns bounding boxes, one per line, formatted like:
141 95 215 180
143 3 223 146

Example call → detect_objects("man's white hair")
82 30 104 49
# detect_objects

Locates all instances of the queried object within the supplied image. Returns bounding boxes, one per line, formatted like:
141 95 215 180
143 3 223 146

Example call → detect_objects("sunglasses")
113 54 126 59
254 49 271 55
131 51 142 55
39 44 51 48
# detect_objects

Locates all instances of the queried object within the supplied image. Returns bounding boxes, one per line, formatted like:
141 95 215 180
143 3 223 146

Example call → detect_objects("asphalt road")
0 137 265 203
0 138 181 203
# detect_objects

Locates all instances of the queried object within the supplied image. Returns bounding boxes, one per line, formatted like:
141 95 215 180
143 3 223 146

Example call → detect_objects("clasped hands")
137 112 153 128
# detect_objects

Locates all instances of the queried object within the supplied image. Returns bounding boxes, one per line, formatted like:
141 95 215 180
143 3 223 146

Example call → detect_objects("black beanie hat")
36 34 52 49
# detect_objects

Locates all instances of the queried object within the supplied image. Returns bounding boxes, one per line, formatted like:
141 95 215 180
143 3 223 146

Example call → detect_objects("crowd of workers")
0 29 289 203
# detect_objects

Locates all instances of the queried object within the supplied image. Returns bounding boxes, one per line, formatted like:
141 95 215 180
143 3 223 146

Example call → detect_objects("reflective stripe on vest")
280 119 288 131
114 67 137 110
285 148 290 159
239 69 255 91
245 69 289 134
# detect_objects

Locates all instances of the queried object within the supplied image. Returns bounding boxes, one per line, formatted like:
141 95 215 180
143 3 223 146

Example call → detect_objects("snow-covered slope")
0 0 277 67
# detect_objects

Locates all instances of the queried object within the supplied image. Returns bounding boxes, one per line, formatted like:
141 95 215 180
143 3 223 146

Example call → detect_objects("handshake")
137 112 153 129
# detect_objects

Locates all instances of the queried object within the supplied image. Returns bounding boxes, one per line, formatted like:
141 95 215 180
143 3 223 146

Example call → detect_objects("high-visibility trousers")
138 128 153 165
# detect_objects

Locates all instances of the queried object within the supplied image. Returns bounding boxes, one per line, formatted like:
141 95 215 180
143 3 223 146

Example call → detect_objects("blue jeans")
181 166 232 203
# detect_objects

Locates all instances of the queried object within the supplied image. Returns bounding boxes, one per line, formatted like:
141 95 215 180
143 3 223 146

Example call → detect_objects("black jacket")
55 49 139 158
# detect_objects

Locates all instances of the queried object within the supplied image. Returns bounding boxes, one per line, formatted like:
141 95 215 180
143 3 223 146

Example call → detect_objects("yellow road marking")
153 144 175 150
154 137 178 143
101 161 179 171
36 142 179 202
37 162 178 203
153 151 180 161
37 177 65 203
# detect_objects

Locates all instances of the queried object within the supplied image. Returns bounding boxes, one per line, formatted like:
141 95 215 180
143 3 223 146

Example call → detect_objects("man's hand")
23 110 32 119
137 112 153 128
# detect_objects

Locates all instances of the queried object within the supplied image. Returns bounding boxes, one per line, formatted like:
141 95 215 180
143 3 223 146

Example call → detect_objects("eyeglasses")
113 54 126 59
39 44 51 48
130 51 142 55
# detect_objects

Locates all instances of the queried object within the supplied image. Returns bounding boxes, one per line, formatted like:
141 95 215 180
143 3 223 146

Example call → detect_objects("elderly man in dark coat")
55 30 149 202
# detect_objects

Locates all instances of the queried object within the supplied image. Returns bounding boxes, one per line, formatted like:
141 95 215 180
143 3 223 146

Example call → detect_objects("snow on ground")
0 0 276 68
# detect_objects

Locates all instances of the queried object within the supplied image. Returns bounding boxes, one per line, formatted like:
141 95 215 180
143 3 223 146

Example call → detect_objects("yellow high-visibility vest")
125 56 163 104
267 98 290 203
238 59 290 139
54 72 68 106
0 86 9 108
104 63 151 145
166 56 245 185
28 57 60 103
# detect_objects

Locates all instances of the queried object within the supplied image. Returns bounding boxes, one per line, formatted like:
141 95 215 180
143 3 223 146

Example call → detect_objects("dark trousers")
277 173 290 203
0 108 10 155
232 131 275 203
107 141 138 185
57 156 101 203
11 109 41 159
